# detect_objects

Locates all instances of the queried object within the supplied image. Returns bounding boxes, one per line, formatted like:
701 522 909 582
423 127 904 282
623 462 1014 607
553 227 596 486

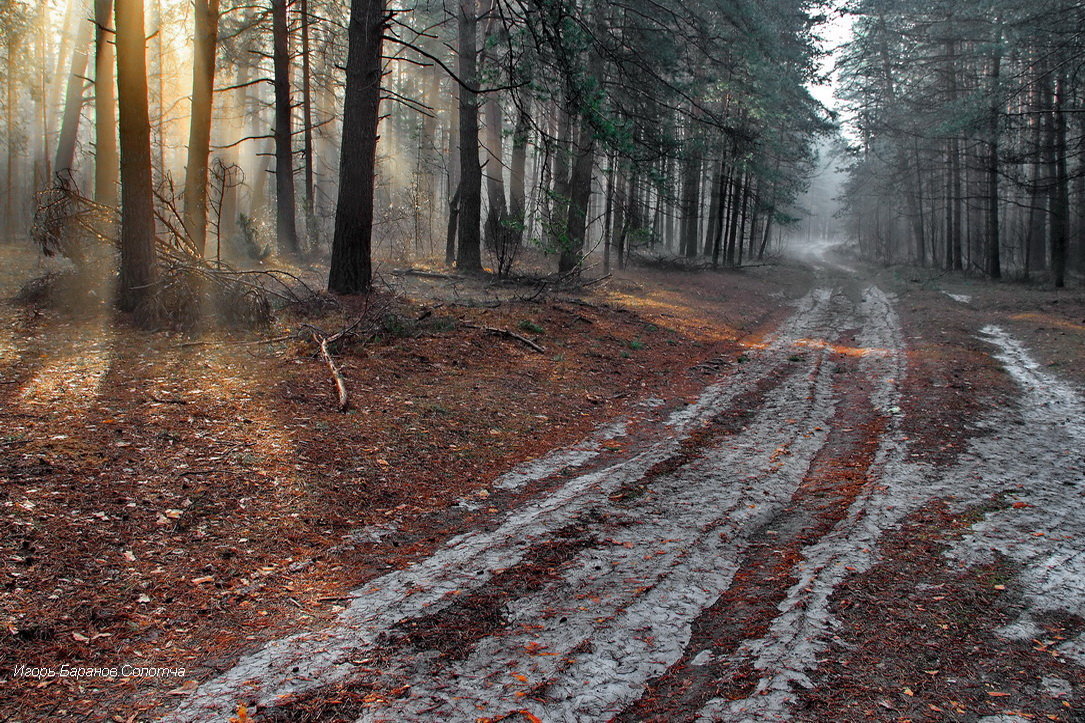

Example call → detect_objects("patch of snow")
492 418 629 491
946 327 1085 630
943 291 972 304
1041 675 1072 697
690 650 716 667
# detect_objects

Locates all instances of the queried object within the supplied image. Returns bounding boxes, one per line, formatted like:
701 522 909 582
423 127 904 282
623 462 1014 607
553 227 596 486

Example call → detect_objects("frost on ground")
165 284 892 722
943 291 973 304
949 326 1085 654
491 418 629 492
163 285 1085 723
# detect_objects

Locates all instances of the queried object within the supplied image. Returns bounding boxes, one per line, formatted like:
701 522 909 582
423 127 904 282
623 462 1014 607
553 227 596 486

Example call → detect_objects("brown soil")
794 498 1085 722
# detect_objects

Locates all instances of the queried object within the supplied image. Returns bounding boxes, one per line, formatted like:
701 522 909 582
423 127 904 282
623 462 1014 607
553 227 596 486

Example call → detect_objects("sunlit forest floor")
2 241 1085 721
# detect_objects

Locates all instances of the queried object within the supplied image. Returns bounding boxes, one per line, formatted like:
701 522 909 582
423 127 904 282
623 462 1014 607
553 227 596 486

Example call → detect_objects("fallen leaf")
167 680 199 695
192 575 214 585
229 704 251 723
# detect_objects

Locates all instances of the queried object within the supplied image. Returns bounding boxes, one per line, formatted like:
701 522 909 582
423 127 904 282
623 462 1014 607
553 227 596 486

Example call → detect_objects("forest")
0 0 829 317
4 0 1085 721
838 0 1085 286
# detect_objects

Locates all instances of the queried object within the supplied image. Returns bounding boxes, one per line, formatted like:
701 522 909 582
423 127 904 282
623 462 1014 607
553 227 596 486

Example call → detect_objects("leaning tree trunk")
271 0 300 254
455 0 482 272
182 0 220 256
114 0 156 311
54 11 93 177
328 0 387 294
93 0 118 207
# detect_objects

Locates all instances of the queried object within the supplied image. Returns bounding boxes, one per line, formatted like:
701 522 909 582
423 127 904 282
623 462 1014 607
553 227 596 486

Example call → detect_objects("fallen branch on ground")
462 322 546 353
175 333 297 349
389 268 464 281
314 332 350 411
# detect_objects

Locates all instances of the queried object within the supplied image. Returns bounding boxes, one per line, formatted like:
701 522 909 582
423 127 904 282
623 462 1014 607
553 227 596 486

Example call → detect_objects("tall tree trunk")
1050 71 1069 288
328 0 387 294
182 0 220 256
703 152 724 256
5 35 17 240
907 143 926 265
114 0 156 311
1025 71 1049 275
737 174 751 265
613 168 627 269
152 0 166 178
724 168 743 266
54 11 93 177
300 0 315 237
710 157 729 268
271 0 300 254
93 0 118 207
445 77 461 264
509 97 530 232
602 152 614 274
548 107 572 252
946 40 962 271
455 0 482 272
986 19 1003 279
679 145 701 258
482 93 508 249
558 118 594 274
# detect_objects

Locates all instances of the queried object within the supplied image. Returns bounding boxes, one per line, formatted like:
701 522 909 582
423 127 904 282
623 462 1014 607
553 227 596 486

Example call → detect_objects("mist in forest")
781 137 849 258
0 0 1080 323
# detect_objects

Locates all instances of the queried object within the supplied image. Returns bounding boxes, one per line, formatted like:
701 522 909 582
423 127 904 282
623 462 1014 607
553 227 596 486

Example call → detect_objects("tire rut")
164 284 901 723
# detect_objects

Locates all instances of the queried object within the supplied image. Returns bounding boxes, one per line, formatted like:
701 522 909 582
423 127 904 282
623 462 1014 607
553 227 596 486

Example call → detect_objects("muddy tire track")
164 283 905 722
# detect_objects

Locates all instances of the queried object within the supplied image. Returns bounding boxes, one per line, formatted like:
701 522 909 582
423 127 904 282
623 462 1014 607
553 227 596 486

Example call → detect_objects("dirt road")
163 261 1085 722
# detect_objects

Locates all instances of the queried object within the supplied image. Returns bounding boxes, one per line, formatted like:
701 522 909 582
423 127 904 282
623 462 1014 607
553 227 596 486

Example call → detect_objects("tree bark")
182 0 220 256
1050 71 1069 288
483 93 508 250
114 0 157 311
300 0 315 237
455 0 482 272
509 97 529 230
327 0 387 294
271 0 300 254
558 119 594 274
679 145 701 258
54 11 93 177
93 0 118 207
985 19 1003 279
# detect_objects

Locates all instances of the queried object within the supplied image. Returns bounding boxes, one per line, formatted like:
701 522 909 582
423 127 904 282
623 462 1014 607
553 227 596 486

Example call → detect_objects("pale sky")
809 3 855 113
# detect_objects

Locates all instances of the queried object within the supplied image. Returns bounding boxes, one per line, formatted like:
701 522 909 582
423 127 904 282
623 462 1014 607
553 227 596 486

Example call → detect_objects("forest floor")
1 243 1084 722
